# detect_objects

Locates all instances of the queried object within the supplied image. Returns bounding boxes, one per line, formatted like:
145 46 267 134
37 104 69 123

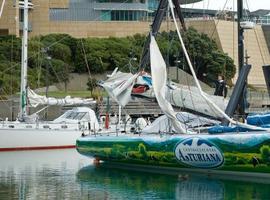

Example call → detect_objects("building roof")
251 9 270 17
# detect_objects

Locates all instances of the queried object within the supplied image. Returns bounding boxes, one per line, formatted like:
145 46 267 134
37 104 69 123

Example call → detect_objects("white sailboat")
0 0 103 151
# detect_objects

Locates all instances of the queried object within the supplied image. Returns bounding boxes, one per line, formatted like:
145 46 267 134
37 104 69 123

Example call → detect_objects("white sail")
101 70 139 107
27 88 95 107
150 36 187 134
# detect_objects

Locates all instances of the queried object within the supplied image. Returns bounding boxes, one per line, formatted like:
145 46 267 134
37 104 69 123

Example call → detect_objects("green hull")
76 133 270 175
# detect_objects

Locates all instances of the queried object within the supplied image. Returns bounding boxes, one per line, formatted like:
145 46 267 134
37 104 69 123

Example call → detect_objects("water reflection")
175 179 224 200
0 150 269 200
77 165 225 200
0 149 90 200
77 164 270 200
77 165 176 199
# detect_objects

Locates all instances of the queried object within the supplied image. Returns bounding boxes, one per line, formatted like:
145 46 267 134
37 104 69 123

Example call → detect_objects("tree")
0 30 236 95
48 59 71 91
87 77 97 96
47 43 72 64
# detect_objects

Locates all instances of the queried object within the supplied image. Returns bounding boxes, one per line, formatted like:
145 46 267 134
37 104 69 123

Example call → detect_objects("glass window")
120 11 124 21
101 11 111 21
111 10 116 20
125 11 128 21
74 112 87 120
19 9 24 22
110 10 147 21
66 112 79 119
116 10 120 21
129 10 133 21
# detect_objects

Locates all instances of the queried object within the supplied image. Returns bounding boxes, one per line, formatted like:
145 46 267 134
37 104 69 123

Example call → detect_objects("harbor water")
0 149 269 200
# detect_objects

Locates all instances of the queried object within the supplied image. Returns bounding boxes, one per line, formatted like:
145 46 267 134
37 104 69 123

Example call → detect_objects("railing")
251 17 270 25
0 120 91 130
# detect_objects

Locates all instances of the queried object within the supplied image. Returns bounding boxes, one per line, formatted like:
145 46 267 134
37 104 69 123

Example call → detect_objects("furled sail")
150 36 187 134
142 112 219 134
170 86 228 119
27 88 95 107
100 70 139 107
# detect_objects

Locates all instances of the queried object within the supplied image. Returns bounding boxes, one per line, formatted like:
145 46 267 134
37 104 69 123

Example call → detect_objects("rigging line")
0 0 5 19
206 0 210 12
168 0 265 130
78 39 96 94
47 59 64 91
166 3 170 69
183 52 200 123
0 82 15 105
210 0 229 39
253 27 266 65
244 0 251 20
10 35 14 95
80 39 92 78
201 0 211 31
232 0 235 67
1 35 16 118
37 37 42 88
0 65 18 75
0 89 10 109
245 0 266 65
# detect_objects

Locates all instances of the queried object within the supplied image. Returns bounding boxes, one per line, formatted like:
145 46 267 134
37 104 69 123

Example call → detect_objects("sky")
183 0 270 12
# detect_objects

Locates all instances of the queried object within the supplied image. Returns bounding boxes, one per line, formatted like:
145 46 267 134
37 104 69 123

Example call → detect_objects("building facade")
0 0 201 37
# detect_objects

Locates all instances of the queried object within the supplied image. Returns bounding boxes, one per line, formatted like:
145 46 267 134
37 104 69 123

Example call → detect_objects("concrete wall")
56 73 108 91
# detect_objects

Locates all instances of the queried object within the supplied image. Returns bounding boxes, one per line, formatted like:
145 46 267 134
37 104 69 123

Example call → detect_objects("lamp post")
175 60 181 82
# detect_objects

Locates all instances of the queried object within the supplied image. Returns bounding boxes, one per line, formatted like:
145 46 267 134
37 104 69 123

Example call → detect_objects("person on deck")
214 75 228 98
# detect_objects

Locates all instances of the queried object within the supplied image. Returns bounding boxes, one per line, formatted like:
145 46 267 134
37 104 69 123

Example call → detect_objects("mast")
139 0 186 69
19 0 29 119
237 0 246 116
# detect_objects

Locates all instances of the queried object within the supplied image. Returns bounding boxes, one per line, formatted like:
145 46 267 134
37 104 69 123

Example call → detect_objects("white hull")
0 107 103 151
0 129 82 151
